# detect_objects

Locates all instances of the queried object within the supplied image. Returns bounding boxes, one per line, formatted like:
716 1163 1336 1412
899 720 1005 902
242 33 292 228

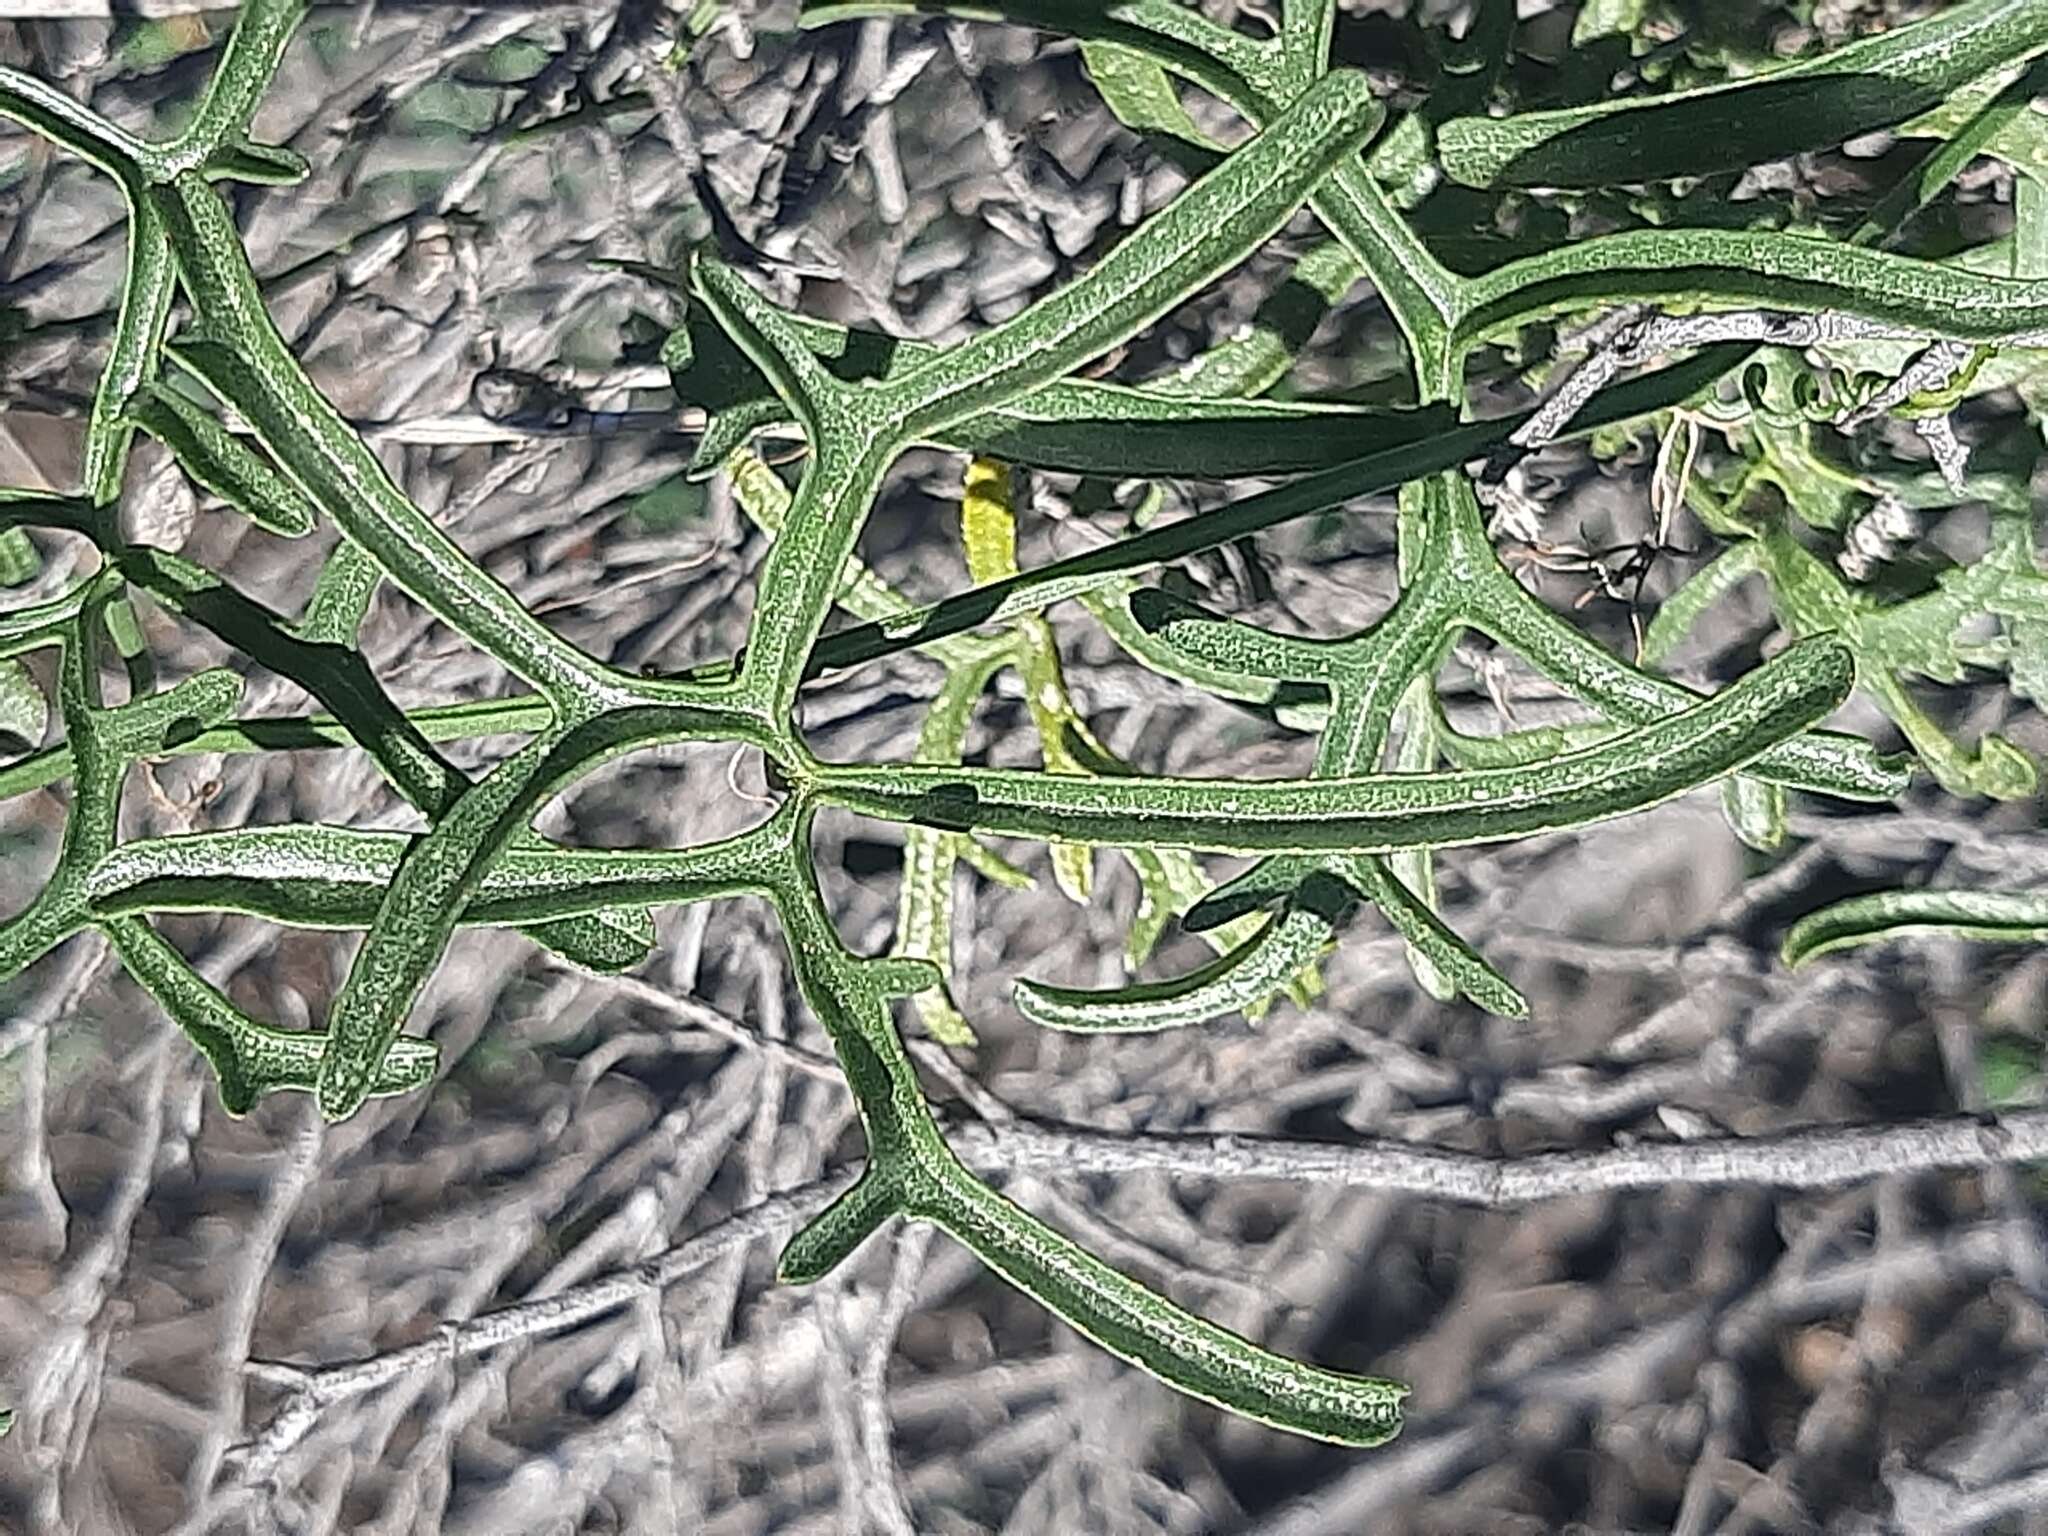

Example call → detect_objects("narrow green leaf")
1386 681 1456 1006
84 822 777 932
159 177 618 706
0 63 153 183
672 303 1435 478
1441 0 2048 189
1147 239 1363 402
1784 889 2048 967
159 0 307 176
915 1158 1407 1447
133 380 317 537
1128 588 1355 684
84 197 178 508
1343 854 1526 1017
203 140 310 185
1640 541 1763 668
887 68 1384 437
1458 229 2048 347
1016 904 1332 1032
1719 774 1787 854
1082 39 1213 148
820 637 1857 854
798 0 1270 115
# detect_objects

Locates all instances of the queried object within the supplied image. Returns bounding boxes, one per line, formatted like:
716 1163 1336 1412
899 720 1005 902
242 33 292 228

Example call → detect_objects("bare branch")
227 1178 846 1488
957 1109 2048 1208
1507 308 1931 459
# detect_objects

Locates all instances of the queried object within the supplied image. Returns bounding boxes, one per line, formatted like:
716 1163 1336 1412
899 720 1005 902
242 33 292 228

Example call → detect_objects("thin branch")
1507 309 1931 458
957 1109 2048 1208
853 1224 930 1536
185 1103 325 1508
226 1177 846 1488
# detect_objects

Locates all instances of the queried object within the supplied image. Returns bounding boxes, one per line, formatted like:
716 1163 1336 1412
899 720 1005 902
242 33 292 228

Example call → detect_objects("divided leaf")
11 0 2044 1460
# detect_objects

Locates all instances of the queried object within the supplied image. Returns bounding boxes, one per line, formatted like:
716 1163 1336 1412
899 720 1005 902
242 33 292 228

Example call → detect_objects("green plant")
4 0 2047 1451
